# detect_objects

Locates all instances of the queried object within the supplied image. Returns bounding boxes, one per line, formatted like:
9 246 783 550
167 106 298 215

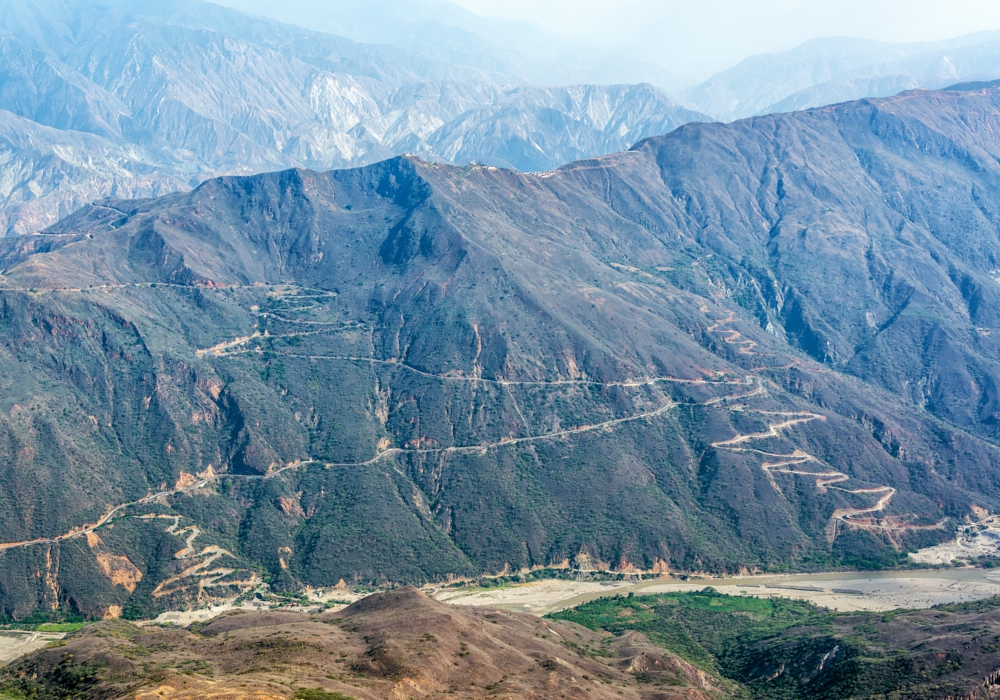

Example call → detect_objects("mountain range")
0 81 1000 619
205 0 1000 125
213 0 690 91
9 0 1000 244
681 32 1000 120
0 0 707 236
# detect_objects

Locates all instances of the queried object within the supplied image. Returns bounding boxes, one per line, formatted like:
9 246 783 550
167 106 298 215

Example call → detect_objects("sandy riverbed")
431 567 1000 614
0 631 65 664
145 587 365 627
909 511 1000 565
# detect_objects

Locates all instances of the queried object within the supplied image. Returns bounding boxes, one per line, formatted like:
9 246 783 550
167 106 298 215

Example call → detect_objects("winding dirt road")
0 361 757 579
0 289 944 598
704 314 945 542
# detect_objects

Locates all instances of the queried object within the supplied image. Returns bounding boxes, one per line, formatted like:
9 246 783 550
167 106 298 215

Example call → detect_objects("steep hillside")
3 83 1000 618
0 0 708 235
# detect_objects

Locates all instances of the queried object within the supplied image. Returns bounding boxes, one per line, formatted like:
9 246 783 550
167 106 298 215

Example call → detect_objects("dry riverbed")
908 507 1000 565
144 587 364 627
431 567 1000 614
0 631 65 665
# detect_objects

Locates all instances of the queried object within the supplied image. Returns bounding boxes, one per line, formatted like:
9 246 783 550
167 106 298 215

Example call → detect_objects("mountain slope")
4 83 1000 618
426 84 707 171
0 111 190 235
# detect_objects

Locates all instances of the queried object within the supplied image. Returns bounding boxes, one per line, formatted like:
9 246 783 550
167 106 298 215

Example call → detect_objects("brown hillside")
1 588 719 699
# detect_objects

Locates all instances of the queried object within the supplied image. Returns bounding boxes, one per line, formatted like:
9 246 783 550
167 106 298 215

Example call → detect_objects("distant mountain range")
0 0 707 235
207 1 1000 125
8 0 1000 238
682 33 1000 120
3 83 1000 618
214 0 691 91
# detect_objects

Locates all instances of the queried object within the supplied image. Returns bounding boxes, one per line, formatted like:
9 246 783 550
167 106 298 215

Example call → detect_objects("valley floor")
142 566 1000 632
432 567 1000 614
0 631 65 665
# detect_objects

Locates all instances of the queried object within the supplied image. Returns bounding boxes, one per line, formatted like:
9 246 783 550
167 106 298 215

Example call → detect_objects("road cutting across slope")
0 281 338 295
709 402 943 541
706 310 759 355
0 364 761 599
195 324 365 358
137 515 260 600
204 304 929 544
0 361 763 590
703 311 945 542
213 347 755 389
0 286 944 597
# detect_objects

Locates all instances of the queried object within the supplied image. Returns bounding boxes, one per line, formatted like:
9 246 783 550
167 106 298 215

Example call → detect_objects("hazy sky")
451 0 1000 78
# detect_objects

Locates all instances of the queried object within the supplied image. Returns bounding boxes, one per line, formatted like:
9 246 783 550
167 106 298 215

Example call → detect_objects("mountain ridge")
0 0 708 236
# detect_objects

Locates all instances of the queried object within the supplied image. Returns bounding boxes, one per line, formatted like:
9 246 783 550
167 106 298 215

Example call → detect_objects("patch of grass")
294 689 355 700
549 588 997 700
550 588 829 672
35 623 89 634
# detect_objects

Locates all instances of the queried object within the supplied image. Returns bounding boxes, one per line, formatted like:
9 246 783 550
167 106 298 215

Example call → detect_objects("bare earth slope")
3 83 1000 618
0 588 718 699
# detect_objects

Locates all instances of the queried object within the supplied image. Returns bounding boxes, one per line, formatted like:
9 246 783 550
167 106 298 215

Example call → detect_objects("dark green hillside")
4 84 1000 616
554 591 1000 699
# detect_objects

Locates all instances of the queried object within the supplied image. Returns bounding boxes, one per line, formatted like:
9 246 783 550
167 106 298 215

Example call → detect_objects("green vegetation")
0 622 88 634
451 567 664 591
551 590 992 700
34 623 88 634
0 660 103 699
0 611 86 631
551 588 830 674
294 688 355 700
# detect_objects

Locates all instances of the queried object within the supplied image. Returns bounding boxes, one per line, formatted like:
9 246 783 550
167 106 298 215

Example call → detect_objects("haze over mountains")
0 0 707 235
214 0 1000 122
681 32 1000 120
215 0 690 91
5 0 1000 242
